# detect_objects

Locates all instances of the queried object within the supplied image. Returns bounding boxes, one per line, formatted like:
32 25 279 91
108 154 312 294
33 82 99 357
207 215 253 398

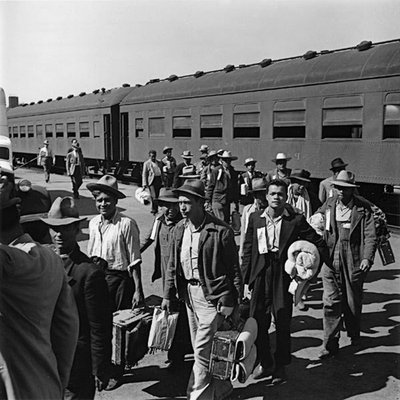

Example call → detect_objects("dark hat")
157 188 179 203
219 150 238 160
173 179 205 199
163 146 173 154
330 157 348 171
289 169 311 183
86 175 126 199
244 157 257 166
250 178 267 192
331 170 359 188
0 176 21 210
181 150 193 159
272 152 291 163
41 197 86 226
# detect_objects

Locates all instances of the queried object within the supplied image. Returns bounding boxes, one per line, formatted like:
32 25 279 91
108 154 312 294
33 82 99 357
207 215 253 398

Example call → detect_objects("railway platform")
12 168 400 400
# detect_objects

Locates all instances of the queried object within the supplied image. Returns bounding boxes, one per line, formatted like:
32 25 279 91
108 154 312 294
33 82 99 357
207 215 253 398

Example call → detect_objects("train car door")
120 112 129 161
103 114 112 161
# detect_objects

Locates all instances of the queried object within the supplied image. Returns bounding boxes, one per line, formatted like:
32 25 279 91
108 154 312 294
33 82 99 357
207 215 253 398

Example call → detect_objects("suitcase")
209 330 240 381
378 239 395 266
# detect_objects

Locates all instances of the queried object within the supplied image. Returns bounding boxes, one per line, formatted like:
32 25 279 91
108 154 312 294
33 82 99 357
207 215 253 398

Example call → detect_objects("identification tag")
325 210 331 231
257 227 268 254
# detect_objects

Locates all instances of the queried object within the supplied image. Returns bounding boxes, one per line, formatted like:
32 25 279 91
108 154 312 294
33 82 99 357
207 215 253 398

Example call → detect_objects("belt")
187 279 201 286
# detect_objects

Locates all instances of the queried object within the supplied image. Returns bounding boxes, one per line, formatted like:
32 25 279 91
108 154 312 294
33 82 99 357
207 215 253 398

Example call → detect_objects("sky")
1 0 399 104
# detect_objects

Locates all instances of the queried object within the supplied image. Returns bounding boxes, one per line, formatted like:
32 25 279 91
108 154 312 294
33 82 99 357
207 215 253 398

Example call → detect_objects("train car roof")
7 86 135 118
120 40 400 105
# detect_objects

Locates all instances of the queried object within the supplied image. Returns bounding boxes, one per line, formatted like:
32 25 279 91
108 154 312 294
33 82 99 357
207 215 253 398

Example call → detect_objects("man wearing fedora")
42 197 113 399
66 140 86 199
240 158 264 206
199 150 219 188
142 150 165 215
0 176 79 399
161 146 177 188
265 153 292 186
205 150 240 223
162 179 242 399
173 150 196 189
241 179 328 384
195 145 209 177
319 157 348 204
140 188 192 370
38 139 55 183
317 171 377 359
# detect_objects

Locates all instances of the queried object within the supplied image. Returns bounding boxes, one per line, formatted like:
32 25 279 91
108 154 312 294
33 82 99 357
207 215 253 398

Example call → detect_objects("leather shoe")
104 378 121 391
272 366 287 385
318 346 338 359
350 337 361 347
252 364 272 380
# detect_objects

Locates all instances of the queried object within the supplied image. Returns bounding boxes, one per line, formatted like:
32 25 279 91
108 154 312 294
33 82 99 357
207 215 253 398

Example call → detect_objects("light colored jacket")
142 158 164 186
66 149 85 176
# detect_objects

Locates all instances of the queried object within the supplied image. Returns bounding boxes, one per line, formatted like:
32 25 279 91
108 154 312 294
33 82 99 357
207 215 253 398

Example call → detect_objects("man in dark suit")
66 140 85 199
42 197 112 399
241 179 328 384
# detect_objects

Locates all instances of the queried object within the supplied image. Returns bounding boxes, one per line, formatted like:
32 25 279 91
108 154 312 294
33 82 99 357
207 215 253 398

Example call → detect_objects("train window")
79 122 90 138
12 126 18 138
322 107 363 139
56 123 64 138
0 148 9 160
149 117 166 137
20 126 26 138
93 121 101 138
273 110 305 138
233 112 260 138
36 125 43 137
28 125 34 138
383 105 400 139
45 124 53 138
135 118 144 138
67 123 76 138
200 115 222 138
173 116 191 138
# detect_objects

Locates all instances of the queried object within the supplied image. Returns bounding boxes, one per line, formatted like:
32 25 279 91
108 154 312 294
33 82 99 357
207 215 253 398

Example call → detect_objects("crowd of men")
0 140 378 400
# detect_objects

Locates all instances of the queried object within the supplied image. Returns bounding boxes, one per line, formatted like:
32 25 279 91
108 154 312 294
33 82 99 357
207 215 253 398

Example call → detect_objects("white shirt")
180 219 204 280
261 207 290 252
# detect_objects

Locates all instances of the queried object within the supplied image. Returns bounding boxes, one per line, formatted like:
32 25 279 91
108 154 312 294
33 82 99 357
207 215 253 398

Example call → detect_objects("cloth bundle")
147 307 179 352
135 187 151 205
284 240 320 305
308 213 325 236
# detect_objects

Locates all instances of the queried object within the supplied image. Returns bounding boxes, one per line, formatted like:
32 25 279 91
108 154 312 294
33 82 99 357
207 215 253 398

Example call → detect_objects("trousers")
212 202 230 223
149 176 163 214
71 166 83 197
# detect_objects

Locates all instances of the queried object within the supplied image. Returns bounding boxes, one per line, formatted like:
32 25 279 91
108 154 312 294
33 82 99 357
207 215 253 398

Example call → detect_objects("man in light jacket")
142 150 164 214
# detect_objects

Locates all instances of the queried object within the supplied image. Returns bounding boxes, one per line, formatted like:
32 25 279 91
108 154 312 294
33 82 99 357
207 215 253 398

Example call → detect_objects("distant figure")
43 197 113 399
38 139 55 183
195 144 209 177
161 146 177 188
142 150 164 214
200 150 219 189
173 150 196 189
66 140 86 199
265 153 292 186
240 158 264 205
319 157 348 203
0 176 79 399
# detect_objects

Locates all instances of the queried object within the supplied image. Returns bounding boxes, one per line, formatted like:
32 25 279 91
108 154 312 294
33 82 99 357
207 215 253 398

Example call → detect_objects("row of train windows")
9 122 101 139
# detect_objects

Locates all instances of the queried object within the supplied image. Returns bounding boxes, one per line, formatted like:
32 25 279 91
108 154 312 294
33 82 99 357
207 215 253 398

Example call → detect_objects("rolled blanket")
234 317 258 361
231 344 257 384
308 213 325 236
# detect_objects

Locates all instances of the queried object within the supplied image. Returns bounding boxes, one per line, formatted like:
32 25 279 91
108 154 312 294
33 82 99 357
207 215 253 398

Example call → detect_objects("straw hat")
162 146 173 154
244 158 257 166
331 170 359 188
219 150 238 160
181 150 194 159
86 175 126 199
272 152 291 163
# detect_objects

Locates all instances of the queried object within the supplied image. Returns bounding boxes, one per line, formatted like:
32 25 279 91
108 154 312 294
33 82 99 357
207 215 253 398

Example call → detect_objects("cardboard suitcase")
378 239 395 266
209 330 240 381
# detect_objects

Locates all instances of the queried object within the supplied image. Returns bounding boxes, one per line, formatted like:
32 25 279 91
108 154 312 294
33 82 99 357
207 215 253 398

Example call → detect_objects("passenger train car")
7 39 400 223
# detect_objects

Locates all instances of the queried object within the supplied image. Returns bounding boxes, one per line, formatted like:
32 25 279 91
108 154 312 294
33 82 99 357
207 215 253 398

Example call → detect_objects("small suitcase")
209 330 240 381
378 239 395 266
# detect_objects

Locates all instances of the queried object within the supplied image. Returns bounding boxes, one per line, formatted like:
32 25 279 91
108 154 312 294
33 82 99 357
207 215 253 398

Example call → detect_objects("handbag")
147 307 179 352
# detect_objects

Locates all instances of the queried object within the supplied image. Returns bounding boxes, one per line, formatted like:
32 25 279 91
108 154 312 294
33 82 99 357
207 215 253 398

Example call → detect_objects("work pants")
149 176 163 214
64 375 95 400
71 166 83 197
211 202 230 223
43 157 52 182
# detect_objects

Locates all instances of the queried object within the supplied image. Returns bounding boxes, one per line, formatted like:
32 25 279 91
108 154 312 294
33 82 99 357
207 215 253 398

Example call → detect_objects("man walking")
317 171 377 358
319 157 349 204
66 140 86 199
43 197 113 399
142 150 164 215
162 179 242 399
38 139 55 183
161 146 177 188
241 179 328 384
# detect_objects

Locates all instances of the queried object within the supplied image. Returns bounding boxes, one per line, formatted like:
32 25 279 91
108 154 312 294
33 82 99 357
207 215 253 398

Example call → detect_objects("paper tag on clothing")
341 223 351 229
150 219 159 241
325 210 331 231
257 227 268 254
217 169 223 181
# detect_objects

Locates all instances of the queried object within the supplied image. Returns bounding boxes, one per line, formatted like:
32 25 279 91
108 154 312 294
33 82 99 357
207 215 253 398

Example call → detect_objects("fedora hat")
331 170 359 188
289 169 311 183
250 178 267 192
272 152 291 163
181 150 193 159
219 150 238 160
43 140 49 145
86 175 126 199
41 197 86 226
199 144 209 153
163 146 173 154
173 179 205 199
207 150 219 158
330 157 348 171
217 149 225 156
178 165 200 179
0 176 21 210
244 157 257 166
17 181 52 223
157 188 179 203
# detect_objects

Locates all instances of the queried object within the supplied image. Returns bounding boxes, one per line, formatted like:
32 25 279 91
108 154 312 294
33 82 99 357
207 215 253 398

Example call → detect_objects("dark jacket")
205 165 240 205
164 213 242 306
64 246 112 385
316 195 377 267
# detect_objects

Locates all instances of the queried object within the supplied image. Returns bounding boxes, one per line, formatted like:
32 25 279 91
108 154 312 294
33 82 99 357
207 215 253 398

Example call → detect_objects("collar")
336 198 354 210
262 206 290 220
100 209 119 224
8 233 34 246
184 215 206 233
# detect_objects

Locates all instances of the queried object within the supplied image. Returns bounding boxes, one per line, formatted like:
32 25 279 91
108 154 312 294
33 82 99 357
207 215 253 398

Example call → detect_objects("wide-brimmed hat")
163 146 173 154
43 140 49 145
289 169 311 183
173 179 205 199
199 144 209 153
244 158 257 166
178 165 200 179
272 152 291 163
0 176 21 210
217 149 225 156
330 157 348 171
86 175 126 199
331 170 359 188
71 141 80 149
181 150 193 159
219 150 238 161
157 188 179 203
41 197 86 226
250 178 267 193
208 150 219 159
